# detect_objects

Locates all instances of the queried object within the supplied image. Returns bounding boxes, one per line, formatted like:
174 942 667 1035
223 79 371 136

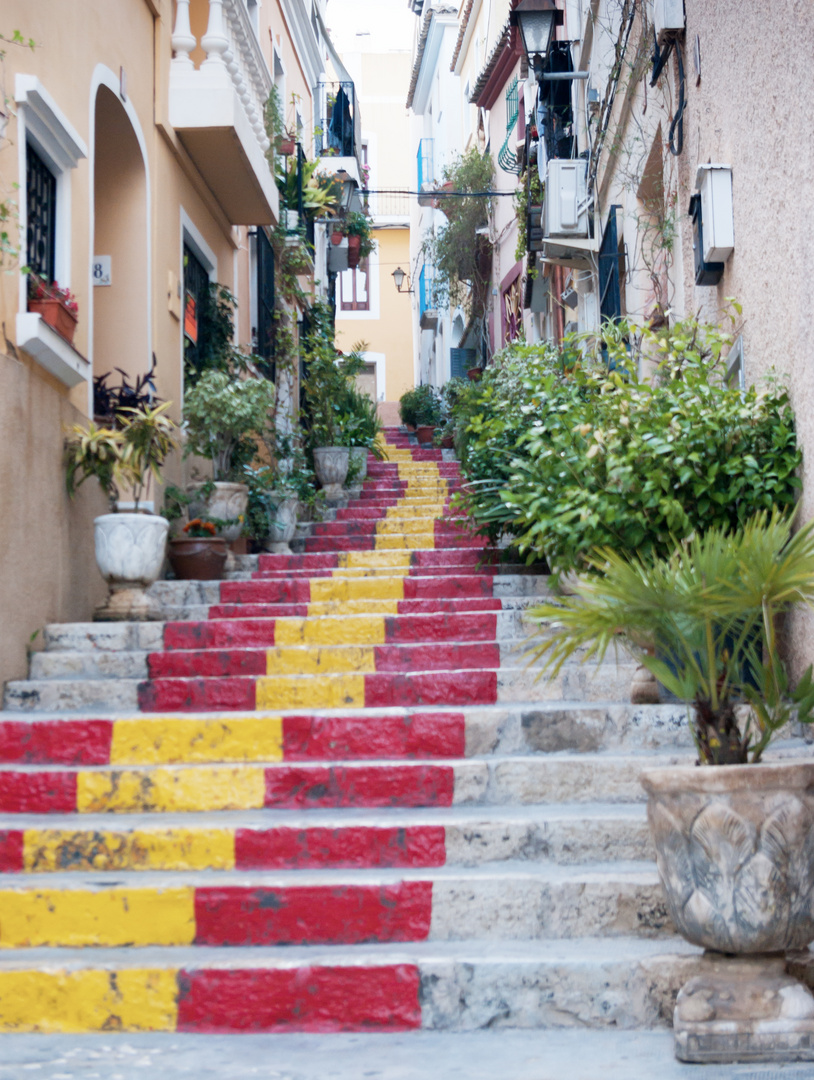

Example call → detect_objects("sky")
325 0 417 55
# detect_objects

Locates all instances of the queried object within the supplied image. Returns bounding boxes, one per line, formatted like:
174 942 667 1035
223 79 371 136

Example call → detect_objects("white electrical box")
544 159 589 239
653 0 684 44
696 164 734 263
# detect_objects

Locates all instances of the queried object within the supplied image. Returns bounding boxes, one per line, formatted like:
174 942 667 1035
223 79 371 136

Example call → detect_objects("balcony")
315 81 363 189
170 0 279 225
419 265 439 330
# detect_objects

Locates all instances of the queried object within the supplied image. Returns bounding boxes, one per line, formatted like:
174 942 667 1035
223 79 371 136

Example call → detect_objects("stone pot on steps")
264 491 299 554
93 512 169 620
642 760 814 1063
187 481 249 542
313 447 349 499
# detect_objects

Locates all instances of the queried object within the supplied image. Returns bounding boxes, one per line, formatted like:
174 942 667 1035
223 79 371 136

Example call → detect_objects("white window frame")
336 241 380 321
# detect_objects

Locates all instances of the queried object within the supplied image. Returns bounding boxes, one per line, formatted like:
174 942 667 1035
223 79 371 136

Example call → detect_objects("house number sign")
92 256 112 286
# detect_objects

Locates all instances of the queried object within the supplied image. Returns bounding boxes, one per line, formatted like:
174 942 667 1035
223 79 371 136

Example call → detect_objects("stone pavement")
1 1031 813 1078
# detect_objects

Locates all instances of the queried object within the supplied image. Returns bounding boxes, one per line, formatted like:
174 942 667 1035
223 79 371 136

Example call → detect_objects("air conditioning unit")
544 159 590 239
653 0 684 44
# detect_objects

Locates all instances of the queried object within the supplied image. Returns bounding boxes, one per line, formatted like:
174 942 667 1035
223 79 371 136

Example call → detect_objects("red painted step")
175 964 421 1032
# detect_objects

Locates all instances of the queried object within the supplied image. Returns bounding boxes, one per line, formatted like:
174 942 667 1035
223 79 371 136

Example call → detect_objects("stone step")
0 862 670 948
0 703 696 767
0 936 703 1032
0 750 697 813
0 802 654 870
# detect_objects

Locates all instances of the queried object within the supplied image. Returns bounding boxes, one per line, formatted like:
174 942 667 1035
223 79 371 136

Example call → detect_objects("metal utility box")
653 0 684 44
544 159 589 239
696 164 734 263
688 194 724 286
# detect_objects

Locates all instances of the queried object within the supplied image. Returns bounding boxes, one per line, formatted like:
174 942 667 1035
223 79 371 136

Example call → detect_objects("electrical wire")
668 43 685 156
361 189 517 198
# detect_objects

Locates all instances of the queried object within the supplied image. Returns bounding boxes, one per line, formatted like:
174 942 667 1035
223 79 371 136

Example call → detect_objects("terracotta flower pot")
168 536 228 580
28 298 78 345
467 367 482 382
347 234 361 269
331 231 344 246
415 425 436 446
441 435 454 449
278 139 296 156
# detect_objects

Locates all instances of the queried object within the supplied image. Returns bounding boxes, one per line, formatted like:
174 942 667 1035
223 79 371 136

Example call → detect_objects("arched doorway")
92 84 149 397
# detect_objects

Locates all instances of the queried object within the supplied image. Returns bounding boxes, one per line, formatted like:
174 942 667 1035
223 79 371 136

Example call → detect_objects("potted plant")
338 210 376 270
301 326 358 499
400 384 441 445
168 518 228 580
183 370 275 541
64 402 178 620
529 510 814 1063
28 274 79 345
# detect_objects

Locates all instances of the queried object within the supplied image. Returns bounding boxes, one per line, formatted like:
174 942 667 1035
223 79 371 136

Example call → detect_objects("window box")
16 312 90 388
27 297 78 345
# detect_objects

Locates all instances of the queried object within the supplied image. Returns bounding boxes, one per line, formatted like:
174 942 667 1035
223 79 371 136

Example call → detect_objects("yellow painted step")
306 600 400 616
0 969 178 1032
256 673 366 710
23 827 235 873
310 577 405 602
275 614 385 645
0 887 195 948
374 534 436 550
376 518 440 535
77 766 266 813
338 550 412 569
110 716 283 765
266 645 376 675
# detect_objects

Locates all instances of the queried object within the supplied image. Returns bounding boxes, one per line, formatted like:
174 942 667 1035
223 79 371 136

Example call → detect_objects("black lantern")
510 0 563 62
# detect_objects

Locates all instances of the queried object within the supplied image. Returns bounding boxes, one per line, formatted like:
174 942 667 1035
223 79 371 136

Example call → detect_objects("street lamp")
392 267 413 293
510 0 563 77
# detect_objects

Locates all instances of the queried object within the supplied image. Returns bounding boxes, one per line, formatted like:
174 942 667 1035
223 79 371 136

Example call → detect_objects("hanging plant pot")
28 299 78 345
347 235 362 269
278 139 296 156
331 230 344 246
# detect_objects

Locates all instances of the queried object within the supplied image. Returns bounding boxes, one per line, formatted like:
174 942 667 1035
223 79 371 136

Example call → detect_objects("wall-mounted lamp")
510 0 564 81
392 267 414 293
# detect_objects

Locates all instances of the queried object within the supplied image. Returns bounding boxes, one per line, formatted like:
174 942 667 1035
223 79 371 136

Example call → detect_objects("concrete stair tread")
0 801 649 829
0 935 702 969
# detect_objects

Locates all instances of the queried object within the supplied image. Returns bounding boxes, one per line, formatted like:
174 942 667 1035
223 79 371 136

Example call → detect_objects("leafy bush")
183 371 275 480
452 314 802 573
399 384 442 427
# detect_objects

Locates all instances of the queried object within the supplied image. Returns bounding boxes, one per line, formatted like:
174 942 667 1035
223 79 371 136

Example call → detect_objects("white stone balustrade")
170 0 276 223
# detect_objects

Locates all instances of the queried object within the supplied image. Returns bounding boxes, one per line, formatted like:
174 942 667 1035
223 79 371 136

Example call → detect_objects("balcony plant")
27 274 79 345
337 210 376 269
64 401 178 620
528 510 814 1054
183 369 275 541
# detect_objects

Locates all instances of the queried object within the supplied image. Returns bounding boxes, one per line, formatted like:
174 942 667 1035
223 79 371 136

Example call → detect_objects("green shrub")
399 384 442 427
452 315 802 573
183 370 275 480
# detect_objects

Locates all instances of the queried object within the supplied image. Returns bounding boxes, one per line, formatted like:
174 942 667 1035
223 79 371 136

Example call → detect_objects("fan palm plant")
528 510 814 765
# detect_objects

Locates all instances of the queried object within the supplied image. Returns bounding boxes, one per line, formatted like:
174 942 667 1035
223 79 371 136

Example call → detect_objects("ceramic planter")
168 536 227 580
415 425 436 446
313 447 349 499
643 760 814 1063
93 513 168 620
187 482 248 542
264 492 299 554
347 234 361 269
28 298 78 344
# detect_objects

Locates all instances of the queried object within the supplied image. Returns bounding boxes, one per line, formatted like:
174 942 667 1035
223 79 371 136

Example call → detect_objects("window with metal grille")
27 145 57 282
339 259 370 311
183 243 209 376
255 228 276 381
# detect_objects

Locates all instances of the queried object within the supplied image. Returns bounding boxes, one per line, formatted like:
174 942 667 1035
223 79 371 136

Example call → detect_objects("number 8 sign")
92 256 112 286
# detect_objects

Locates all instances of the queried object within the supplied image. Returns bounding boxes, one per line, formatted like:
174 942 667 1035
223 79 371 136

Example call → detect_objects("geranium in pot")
167 517 227 581
529 510 814 1063
183 370 275 541
64 402 178 620
28 274 79 345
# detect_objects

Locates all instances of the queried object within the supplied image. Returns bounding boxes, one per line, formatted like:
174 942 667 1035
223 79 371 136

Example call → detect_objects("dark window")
450 347 475 379
598 206 623 324
255 228 276 381
183 243 209 376
27 145 57 282
339 259 370 311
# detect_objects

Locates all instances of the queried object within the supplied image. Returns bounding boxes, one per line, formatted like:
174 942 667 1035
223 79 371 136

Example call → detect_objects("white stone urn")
93 513 169 621
642 761 814 1063
188 481 248 542
264 492 299 554
313 447 349 499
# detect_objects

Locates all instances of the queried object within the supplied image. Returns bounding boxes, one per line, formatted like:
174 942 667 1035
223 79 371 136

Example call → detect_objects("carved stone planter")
313 447 349 499
187 481 248 542
264 492 298 554
642 761 814 1063
93 513 168 621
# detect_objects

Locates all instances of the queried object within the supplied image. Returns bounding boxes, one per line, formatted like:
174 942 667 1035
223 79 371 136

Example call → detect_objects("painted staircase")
0 427 744 1034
